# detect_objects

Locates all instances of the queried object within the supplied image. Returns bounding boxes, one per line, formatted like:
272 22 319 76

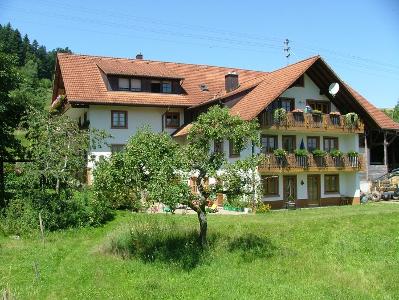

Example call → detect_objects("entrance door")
283 176 297 203
307 175 320 207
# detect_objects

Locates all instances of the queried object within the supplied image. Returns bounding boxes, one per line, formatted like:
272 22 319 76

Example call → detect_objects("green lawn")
1 203 399 299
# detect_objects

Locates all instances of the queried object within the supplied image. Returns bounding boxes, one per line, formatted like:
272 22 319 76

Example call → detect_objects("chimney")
225 71 239 93
136 53 143 59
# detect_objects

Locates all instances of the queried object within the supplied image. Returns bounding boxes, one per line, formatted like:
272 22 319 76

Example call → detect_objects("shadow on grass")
104 221 276 271
228 233 277 262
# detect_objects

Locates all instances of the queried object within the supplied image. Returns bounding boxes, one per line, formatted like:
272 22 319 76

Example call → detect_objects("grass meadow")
1 203 399 299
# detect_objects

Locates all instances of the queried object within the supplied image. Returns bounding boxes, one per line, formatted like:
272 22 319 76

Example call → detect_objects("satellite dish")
328 82 340 97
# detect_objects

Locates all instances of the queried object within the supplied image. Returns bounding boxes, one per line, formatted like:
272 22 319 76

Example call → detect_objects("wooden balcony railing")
258 153 364 173
259 111 364 133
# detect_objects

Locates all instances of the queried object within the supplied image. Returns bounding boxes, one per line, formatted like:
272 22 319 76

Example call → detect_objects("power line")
1 1 399 79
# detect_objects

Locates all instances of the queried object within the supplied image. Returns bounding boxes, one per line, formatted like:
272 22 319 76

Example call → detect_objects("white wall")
262 172 359 202
75 105 184 168
281 74 339 112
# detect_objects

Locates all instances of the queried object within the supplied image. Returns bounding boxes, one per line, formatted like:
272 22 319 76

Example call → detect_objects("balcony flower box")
273 108 287 126
312 149 327 167
347 150 359 167
273 148 287 167
294 149 308 167
344 113 359 129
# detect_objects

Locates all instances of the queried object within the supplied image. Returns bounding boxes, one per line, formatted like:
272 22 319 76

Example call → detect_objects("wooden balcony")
258 153 364 173
259 111 364 133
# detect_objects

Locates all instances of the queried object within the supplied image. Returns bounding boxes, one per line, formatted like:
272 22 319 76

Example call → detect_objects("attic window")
118 78 130 91
200 83 209 91
290 75 304 88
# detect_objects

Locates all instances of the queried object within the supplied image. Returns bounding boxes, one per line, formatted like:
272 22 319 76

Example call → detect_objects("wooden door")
283 176 297 203
307 175 320 207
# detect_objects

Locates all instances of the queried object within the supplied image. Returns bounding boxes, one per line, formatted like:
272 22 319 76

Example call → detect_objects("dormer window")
109 75 180 94
130 79 141 91
151 80 161 93
118 78 130 91
162 81 172 93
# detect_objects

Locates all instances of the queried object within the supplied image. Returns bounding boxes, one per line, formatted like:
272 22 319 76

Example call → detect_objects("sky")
1 0 398 108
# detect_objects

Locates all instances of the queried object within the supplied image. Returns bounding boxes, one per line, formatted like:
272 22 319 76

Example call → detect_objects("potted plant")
273 148 287 167
347 150 359 157
273 148 287 158
292 108 304 124
347 150 359 167
294 149 308 167
344 112 359 129
312 149 327 157
294 149 308 157
329 111 341 116
312 109 323 116
312 149 327 167
330 149 343 158
330 149 344 167
273 108 287 125
329 111 341 126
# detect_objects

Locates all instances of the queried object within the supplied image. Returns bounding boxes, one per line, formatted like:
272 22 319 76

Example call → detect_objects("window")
118 78 130 91
229 140 240 157
111 144 125 154
130 79 141 91
111 110 127 128
325 174 339 193
214 140 224 153
280 97 295 112
261 135 278 153
190 177 198 194
164 112 180 128
307 100 330 114
162 81 172 93
151 80 161 93
262 175 279 196
359 134 365 148
290 75 304 87
323 137 339 152
282 135 296 153
307 136 320 152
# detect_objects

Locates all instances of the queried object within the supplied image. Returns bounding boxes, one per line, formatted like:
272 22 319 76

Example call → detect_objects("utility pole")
284 39 291 66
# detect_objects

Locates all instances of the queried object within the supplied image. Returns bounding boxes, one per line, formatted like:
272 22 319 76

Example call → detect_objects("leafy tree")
93 128 191 211
392 100 399 123
22 109 108 194
0 52 22 160
184 106 260 246
94 107 261 247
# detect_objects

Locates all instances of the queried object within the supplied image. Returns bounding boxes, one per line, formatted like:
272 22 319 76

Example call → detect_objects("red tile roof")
230 56 320 120
57 53 263 107
344 84 399 130
56 53 399 131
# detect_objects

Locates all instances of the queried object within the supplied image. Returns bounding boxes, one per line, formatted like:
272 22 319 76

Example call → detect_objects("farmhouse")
52 53 399 209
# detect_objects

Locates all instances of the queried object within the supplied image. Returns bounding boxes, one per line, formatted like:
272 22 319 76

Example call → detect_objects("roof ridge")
57 52 267 73
268 55 320 74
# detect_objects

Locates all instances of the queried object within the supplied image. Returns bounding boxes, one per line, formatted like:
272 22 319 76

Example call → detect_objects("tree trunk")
197 208 208 247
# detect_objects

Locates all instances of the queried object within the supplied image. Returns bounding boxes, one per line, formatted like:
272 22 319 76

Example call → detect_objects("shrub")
256 202 271 214
2 188 113 235
312 109 322 115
